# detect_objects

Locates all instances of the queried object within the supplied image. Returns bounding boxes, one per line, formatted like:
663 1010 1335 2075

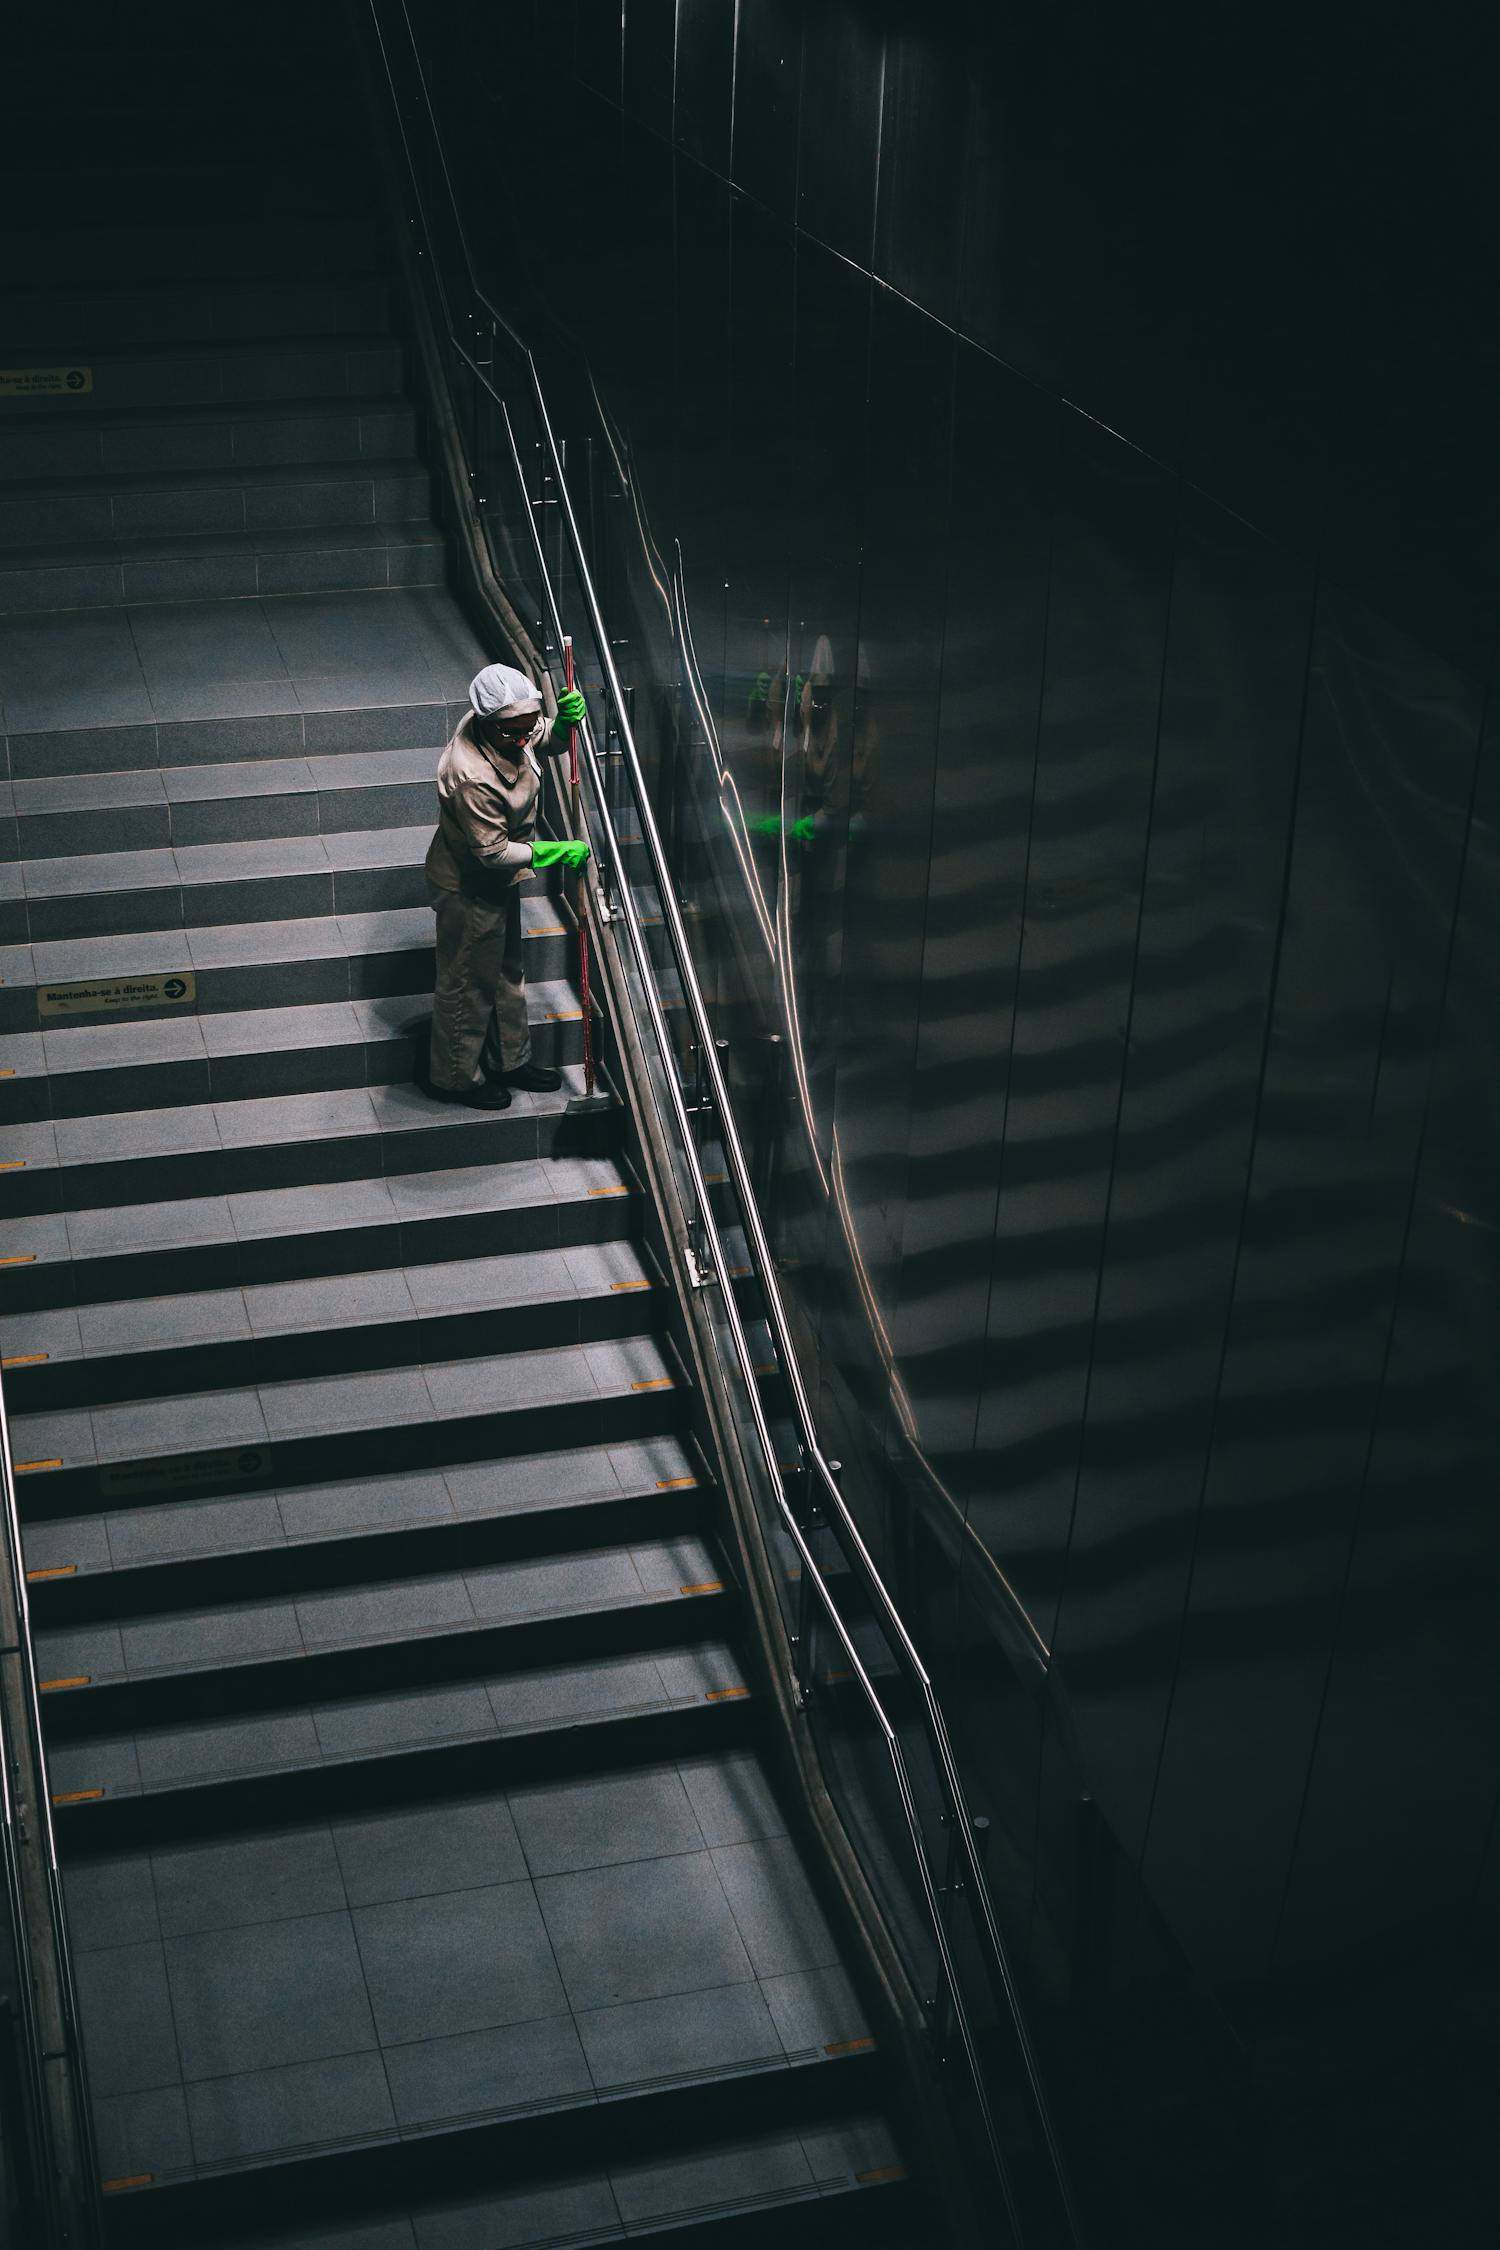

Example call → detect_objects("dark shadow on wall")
408 3 1500 2242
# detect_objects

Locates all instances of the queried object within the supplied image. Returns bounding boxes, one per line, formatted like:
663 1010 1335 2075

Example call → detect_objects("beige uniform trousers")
426 878 532 1090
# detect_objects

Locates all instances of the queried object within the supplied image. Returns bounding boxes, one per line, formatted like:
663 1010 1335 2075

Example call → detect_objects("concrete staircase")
0 4 921 2244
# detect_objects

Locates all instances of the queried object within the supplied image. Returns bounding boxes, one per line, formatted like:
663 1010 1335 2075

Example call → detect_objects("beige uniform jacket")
424 712 556 899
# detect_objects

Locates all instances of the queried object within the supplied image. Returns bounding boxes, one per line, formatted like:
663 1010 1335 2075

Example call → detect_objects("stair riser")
0 406 416 491
7 219 383 285
21 858 428 941
0 534 441 616
0 1017 586 1125
14 779 438 861
0 472 430 552
9 1288 664 1413
31 1487 696 1628
4 1187 640 1315
55 1691 750 1863
0 285 389 368
0 935 571 1037
41 1571 723 1739
0 1098 612 1220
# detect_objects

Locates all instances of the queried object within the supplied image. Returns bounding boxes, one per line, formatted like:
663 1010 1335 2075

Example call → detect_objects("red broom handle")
563 637 596 1094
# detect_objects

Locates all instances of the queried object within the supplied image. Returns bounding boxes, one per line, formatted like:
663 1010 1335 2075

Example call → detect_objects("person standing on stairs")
423 662 590 1109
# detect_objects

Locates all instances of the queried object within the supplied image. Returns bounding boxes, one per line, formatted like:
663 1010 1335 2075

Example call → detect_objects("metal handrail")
363 6 1082 2238
488 391 1020 2230
526 360 1082 2250
0 1365 99 2246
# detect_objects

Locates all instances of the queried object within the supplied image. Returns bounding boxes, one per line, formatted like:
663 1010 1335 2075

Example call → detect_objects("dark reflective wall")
422 3 1500 2241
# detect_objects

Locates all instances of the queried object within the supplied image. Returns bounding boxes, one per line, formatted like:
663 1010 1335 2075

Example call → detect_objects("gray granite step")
4 822 443 943
0 895 570 1038
7 744 446 862
6 215 389 287
21 1432 703 1591
34 1519 723 1731
0 1149 638 1316
0 333 402 422
0 981 587 1127
12 1327 684 1522
0 392 414 491
0 1062 613 1224
0 266 385 352
0 457 431 554
1 1237 662 1412
0 519 444 616
46 1636 752 1851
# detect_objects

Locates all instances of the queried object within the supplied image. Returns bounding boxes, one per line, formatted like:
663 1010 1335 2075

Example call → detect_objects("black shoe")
496 1061 563 1093
423 1077 512 1110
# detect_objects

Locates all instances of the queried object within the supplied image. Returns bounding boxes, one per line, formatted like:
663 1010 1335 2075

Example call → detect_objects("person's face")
475 710 535 755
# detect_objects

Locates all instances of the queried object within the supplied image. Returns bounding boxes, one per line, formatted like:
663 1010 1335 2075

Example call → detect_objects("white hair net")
469 663 542 719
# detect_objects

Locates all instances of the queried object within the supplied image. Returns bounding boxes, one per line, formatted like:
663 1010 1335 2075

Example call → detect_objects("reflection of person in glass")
753 633 873 852
750 636 876 1103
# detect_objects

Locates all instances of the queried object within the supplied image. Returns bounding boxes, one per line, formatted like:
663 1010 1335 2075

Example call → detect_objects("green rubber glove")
789 815 816 845
555 688 587 729
532 838 590 870
747 669 771 722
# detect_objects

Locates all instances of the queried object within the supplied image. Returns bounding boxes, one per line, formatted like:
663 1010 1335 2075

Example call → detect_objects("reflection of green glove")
532 838 590 870
747 670 771 721
750 813 816 846
554 688 587 729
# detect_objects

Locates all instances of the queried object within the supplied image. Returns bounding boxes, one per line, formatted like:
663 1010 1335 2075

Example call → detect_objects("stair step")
13 821 440 942
0 1066 611 1225
0 586 487 770
0 520 444 614
0 155 374 225
0 392 414 489
8 744 443 860
0 983 587 1126
5 691 466 787
0 97 366 161
22 1433 702 1592
192 2121 912 2250
79 1899 881 2250
0 1144 635 1316
5 216 387 285
0 457 431 553
3 1238 661 1410
47 1637 752 1855
0 333 401 420
34 1514 725 1728
92 2020 890 2250
6 0 345 53
0 896 570 1038
12 1323 681 1519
